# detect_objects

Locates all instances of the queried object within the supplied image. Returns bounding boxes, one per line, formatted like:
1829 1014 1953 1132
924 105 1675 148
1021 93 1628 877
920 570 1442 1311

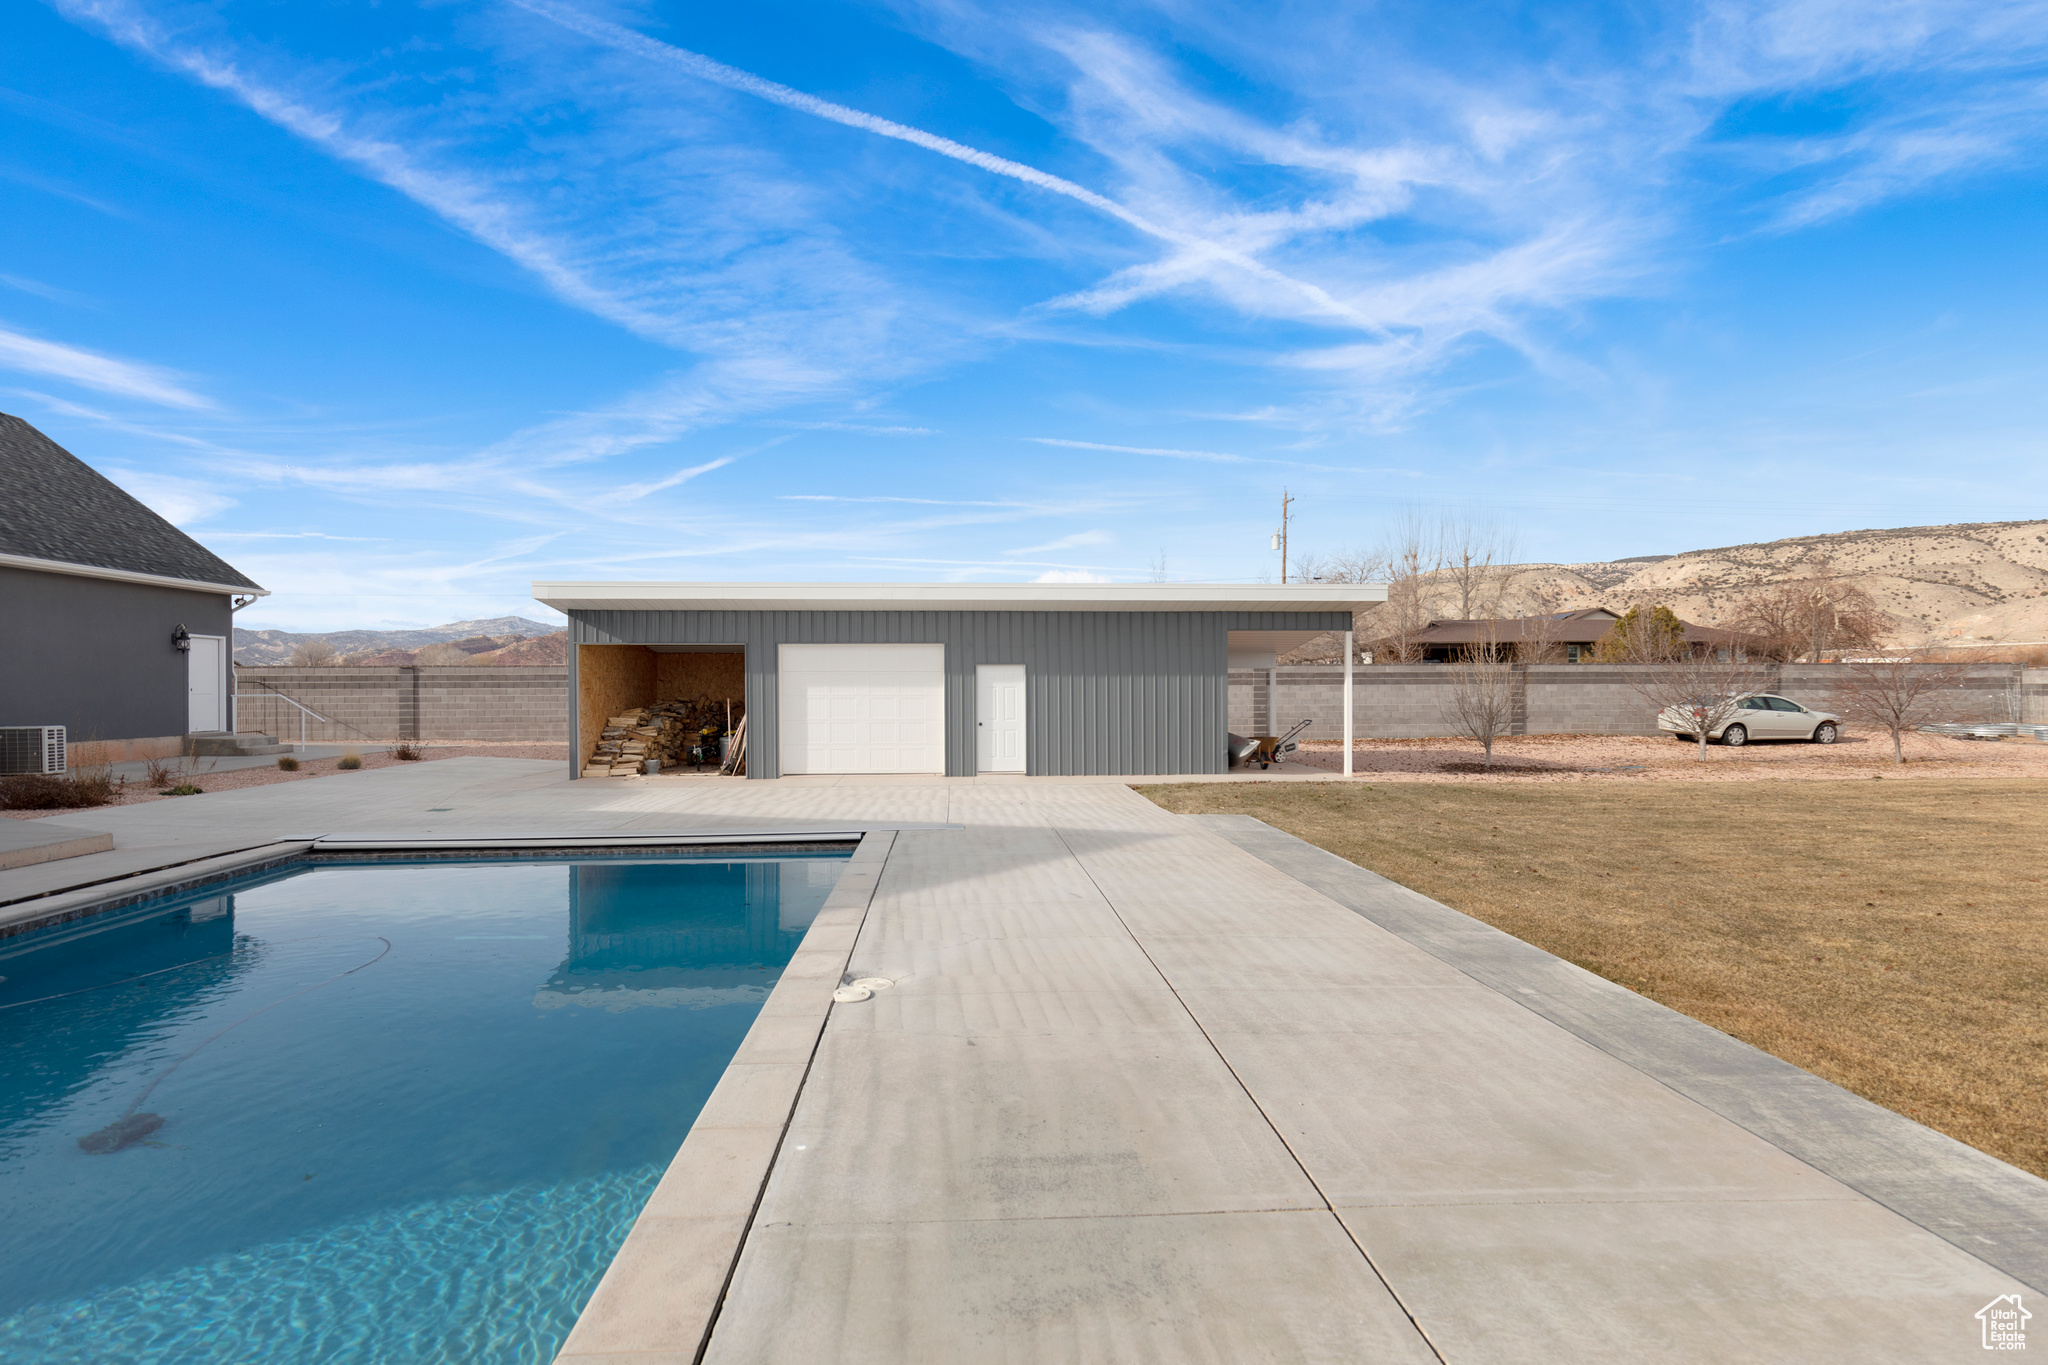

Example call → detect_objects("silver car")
1657 694 1841 746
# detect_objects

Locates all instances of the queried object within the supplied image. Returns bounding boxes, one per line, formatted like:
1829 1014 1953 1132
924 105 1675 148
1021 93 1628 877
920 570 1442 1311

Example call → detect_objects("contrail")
507 0 1377 331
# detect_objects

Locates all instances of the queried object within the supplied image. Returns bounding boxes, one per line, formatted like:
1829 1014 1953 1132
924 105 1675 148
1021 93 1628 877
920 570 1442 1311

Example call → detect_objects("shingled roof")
0 411 263 592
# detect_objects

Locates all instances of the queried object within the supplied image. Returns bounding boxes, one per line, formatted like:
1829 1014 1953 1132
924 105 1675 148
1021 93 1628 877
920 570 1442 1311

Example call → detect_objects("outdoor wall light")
172 624 191 652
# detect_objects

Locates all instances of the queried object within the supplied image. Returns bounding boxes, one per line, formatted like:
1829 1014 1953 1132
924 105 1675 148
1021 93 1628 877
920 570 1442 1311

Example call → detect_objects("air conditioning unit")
0 726 66 774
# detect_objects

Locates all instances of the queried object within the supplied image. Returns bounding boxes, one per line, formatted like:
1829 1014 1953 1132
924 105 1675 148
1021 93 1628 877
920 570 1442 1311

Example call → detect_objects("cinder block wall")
2022 669 2048 724
234 666 568 742
1229 663 2028 741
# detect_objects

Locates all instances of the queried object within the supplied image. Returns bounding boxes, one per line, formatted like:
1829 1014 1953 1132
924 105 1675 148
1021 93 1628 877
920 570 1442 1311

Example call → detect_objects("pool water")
0 853 847 1363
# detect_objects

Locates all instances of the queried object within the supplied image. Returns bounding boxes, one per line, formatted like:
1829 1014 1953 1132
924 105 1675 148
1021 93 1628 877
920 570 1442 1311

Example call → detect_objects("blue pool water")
0 853 847 1363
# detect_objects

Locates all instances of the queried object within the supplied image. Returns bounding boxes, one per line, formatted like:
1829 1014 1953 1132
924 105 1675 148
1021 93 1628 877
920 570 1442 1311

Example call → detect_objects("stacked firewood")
581 695 740 778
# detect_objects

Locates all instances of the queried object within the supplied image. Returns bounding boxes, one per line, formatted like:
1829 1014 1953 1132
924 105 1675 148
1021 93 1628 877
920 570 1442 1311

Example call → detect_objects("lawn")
1142 779 2048 1179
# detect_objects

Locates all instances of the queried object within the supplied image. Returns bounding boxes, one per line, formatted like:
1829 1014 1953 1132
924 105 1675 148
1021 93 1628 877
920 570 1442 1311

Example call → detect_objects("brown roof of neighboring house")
1411 609 1750 647
1411 610 1618 645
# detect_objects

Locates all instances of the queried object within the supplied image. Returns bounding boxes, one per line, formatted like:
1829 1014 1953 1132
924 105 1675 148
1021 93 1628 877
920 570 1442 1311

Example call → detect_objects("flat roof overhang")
532 581 1387 615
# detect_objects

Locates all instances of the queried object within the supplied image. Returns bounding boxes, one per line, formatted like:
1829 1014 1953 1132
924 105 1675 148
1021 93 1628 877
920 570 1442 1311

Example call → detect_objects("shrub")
277 756 300 772
389 741 423 762
164 783 204 797
337 754 363 770
1594 604 1686 662
0 771 119 809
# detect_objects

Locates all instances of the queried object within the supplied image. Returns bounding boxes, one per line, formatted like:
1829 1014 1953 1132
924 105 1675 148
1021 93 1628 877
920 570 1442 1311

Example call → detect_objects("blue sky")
4 0 2046 630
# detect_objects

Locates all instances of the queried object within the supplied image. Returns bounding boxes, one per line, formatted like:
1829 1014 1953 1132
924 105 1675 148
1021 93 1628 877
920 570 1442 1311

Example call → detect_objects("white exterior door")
777 643 945 774
187 635 226 732
976 664 1026 772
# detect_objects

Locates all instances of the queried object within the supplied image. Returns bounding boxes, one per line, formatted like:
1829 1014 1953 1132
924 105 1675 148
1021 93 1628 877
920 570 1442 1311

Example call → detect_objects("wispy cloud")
765 421 938 435
1026 436 1418 477
1 274 98 307
1030 436 1250 464
780 495 1024 506
507 0 1378 335
58 0 676 342
101 467 234 523
0 325 210 408
612 456 740 502
1006 529 1111 554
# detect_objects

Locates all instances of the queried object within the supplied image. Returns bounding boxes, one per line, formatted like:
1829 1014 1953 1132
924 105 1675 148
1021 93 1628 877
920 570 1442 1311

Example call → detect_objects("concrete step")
0 819 114 871
187 733 290 757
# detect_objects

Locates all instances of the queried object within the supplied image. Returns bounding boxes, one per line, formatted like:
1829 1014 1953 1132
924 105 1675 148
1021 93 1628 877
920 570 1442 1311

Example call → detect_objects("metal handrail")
235 683 331 753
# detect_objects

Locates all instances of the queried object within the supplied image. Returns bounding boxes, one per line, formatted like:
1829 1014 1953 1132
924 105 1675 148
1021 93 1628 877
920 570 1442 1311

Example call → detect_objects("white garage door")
777 643 945 774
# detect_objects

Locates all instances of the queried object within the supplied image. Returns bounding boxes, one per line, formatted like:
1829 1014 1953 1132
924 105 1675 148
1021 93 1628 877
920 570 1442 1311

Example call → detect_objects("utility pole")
1271 488 1293 583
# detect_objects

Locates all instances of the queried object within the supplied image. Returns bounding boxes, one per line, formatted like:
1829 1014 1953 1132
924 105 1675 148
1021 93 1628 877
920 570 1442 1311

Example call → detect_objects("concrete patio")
4 758 2039 1361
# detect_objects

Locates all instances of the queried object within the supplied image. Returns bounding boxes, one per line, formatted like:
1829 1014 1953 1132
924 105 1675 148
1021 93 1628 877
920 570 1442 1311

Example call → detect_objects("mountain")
1513 520 2048 648
234 616 559 665
338 631 570 666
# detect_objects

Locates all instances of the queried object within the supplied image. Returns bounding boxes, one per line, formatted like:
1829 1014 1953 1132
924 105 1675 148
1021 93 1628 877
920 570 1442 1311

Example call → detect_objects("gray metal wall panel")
0 564 230 741
569 608 1341 778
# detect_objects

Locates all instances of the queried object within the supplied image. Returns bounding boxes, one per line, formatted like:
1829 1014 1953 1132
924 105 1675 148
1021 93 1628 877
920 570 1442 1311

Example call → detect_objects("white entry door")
187 634 226 732
778 643 945 774
976 664 1025 772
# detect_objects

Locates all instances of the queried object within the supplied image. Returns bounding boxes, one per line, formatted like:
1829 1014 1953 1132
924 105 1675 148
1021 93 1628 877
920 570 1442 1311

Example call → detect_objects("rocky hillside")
1513 520 2048 648
338 631 568 666
234 616 558 665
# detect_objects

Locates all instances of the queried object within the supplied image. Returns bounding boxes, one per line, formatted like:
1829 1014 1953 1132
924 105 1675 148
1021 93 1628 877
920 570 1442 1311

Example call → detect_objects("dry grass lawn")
1142 779 2048 1178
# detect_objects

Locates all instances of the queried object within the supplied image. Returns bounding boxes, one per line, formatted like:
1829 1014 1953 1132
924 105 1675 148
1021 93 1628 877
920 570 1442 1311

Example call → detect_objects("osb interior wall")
577 645 657 767
655 652 745 719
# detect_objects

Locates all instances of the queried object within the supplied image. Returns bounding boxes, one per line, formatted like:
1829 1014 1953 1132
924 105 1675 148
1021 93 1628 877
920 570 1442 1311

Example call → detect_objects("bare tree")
1283 548 1386 663
412 642 472 666
1360 512 1444 662
288 639 338 667
1439 625 1517 765
1512 587 1570 664
1301 509 1527 663
1728 567 1890 661
1825 659 1978 764
1613 647 1777 760
1440 514 1519 620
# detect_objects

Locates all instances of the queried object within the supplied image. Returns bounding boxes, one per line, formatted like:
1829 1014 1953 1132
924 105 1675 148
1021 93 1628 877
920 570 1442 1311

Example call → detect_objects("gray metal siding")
0 564 231 740
570 609 1346 778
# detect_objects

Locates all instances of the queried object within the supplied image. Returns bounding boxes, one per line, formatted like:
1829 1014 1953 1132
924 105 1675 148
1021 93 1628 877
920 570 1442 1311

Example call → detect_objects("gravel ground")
2 743 570 820
1288 730 2048 782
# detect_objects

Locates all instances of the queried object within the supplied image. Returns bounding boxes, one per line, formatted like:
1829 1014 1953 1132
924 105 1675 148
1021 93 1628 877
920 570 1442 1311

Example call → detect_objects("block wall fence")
232 662 2046 749
233 666 569 743
1230 664 2048 741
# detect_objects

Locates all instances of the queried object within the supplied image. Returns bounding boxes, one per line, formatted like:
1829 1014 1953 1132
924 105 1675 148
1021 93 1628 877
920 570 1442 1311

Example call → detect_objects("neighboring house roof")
1412 608 1749 648
0 411 265 594
1412 609 1621 646
531 582 1387 614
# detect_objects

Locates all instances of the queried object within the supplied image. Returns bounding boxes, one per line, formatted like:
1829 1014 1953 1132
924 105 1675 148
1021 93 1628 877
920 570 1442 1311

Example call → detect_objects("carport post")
1342 629 1354 776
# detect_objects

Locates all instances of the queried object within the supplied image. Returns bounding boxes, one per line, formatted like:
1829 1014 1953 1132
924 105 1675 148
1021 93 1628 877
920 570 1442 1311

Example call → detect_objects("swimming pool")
0 851 849 1363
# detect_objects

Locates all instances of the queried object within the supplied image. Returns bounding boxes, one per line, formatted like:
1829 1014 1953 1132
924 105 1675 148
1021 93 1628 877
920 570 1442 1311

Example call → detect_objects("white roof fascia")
531 581 1387 614
0 550 269 598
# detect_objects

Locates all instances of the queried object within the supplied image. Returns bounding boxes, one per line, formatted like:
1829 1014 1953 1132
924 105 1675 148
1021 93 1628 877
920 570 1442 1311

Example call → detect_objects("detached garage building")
531 582 1386 779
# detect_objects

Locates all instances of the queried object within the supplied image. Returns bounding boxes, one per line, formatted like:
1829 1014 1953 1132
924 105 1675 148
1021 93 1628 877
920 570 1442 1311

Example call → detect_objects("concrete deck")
0 818 112 871
4 760 2038 1361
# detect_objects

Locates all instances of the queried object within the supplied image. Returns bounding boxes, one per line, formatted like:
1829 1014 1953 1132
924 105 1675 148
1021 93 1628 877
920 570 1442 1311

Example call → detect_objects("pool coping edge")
553 828 899 1365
